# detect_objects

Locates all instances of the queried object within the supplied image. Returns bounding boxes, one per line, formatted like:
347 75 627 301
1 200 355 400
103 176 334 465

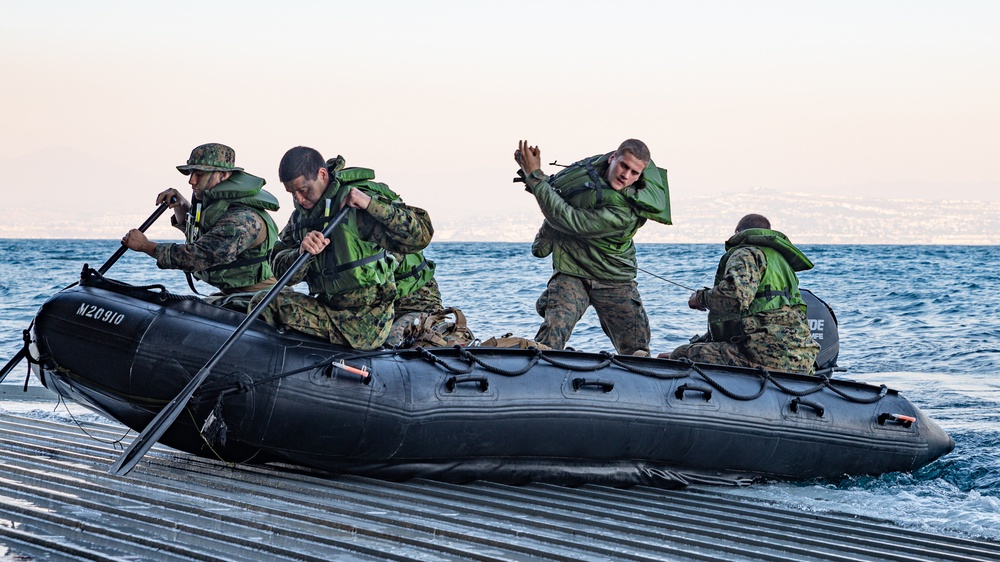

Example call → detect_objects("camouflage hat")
176 143 244 175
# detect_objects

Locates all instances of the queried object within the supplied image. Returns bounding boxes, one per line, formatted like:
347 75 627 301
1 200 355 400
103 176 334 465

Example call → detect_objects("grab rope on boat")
207 344 887 407
400 347 887 406
684 360 767 401
80 266 201 302
75 272 887 407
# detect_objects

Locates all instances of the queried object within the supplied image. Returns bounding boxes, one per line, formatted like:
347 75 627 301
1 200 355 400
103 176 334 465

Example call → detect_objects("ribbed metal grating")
0 412 996 561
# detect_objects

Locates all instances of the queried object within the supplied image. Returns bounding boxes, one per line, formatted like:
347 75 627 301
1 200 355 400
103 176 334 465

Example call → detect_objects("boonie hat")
176 143 244 175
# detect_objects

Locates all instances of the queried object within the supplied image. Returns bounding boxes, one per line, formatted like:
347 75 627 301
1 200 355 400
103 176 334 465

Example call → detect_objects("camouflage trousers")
386 312 423 348
670 309 819 374
386 278 445 347
248 286 395 351
534 273 650 355
669 342 757 369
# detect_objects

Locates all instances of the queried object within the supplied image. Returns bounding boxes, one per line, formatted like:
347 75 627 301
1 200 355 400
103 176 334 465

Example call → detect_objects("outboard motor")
800 288 839 371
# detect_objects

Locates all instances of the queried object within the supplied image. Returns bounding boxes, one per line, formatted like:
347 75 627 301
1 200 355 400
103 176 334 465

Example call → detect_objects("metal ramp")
0 412 996 561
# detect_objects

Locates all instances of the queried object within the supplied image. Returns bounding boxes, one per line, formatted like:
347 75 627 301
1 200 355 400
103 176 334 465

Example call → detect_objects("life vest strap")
585 161 604 203
325 250 387 276
754 287 793 301
394 257 428 282
202 254 269 274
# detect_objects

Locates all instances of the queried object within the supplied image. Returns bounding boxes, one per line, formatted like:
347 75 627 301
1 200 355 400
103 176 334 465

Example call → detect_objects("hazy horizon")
2 1 997 243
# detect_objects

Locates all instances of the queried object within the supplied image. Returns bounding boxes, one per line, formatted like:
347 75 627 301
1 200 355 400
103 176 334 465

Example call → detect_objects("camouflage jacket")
154 205 268 290
271 197 434 308
525 171 643 283
697 246 819 364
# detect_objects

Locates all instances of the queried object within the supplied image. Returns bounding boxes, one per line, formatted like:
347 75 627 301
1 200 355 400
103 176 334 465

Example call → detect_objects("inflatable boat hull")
28 275 954 487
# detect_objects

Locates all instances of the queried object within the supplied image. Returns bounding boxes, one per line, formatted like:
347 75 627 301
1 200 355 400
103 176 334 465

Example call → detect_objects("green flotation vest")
393 251 436 300
708 228 813 343
285 163 396 299
184 171 279 290
329 163 436 300
548 152 672 225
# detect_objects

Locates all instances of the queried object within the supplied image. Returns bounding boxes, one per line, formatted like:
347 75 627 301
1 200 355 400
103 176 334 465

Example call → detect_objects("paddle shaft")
0 201 172 383
109 206 351 476
99 200 172 274
0 347 26 383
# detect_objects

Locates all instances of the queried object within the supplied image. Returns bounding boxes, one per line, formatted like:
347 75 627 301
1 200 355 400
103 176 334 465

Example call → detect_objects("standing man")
252 147 433 350
662 214 820 374
122 143 280 296
515 139 671 356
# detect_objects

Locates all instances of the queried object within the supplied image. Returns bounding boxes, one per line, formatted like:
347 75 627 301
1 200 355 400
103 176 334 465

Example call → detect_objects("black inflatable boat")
24 268 954 488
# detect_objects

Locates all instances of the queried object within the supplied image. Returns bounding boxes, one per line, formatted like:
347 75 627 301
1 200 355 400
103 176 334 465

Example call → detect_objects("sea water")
1 239 998 540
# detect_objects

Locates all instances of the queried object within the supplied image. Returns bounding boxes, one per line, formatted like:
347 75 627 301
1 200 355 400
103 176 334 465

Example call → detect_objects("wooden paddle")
0 200 172 382
109 206 351 476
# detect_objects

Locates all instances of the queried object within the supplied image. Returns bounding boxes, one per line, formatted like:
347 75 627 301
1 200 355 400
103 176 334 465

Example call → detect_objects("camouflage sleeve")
531 179 637 238
170 214 186 234
269 218 311 285
358 197 434 255
153 207 264 273
700 246 766 314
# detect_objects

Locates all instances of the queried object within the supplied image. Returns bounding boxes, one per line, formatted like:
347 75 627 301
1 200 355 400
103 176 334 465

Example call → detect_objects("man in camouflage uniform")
662 214 820 374
516 139 669 356
251 146 433 350
122 143 280 297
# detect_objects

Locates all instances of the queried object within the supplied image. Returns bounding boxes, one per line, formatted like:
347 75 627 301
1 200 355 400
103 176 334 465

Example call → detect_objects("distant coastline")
2 189 999 245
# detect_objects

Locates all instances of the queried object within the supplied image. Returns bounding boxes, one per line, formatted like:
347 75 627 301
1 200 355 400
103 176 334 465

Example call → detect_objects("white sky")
1 0 998 238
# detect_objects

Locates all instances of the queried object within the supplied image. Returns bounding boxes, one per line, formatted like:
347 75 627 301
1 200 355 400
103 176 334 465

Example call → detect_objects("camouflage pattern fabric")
670 306 818 373
670 246 819 374
176 143 243 174
395 277 443 314
386 278 444 347
357 199 435 256
385 311 423 348
269 198 434 287
249 283 396 350
154 206 268 292
387 307 476 349
535 272 651 355
263 196 433 350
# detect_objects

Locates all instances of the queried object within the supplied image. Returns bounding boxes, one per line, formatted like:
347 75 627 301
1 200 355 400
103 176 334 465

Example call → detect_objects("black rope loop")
684 359 767 401
82 266 201 301
462 347 542 376
755 366 827 397
824 381 888 404
164 342 888 410
417 346 474 374
608 354 689 379
539 351 613 372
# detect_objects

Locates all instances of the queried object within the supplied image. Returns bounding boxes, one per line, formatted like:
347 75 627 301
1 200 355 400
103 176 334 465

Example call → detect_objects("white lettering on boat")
75 303 125 325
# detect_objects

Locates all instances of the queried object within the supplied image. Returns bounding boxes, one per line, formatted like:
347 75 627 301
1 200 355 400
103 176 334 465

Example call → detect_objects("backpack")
478 334 552 351
402 308 478 348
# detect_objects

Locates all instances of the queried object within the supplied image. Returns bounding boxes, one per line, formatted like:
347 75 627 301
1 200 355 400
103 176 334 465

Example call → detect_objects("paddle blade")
108 380 197 475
